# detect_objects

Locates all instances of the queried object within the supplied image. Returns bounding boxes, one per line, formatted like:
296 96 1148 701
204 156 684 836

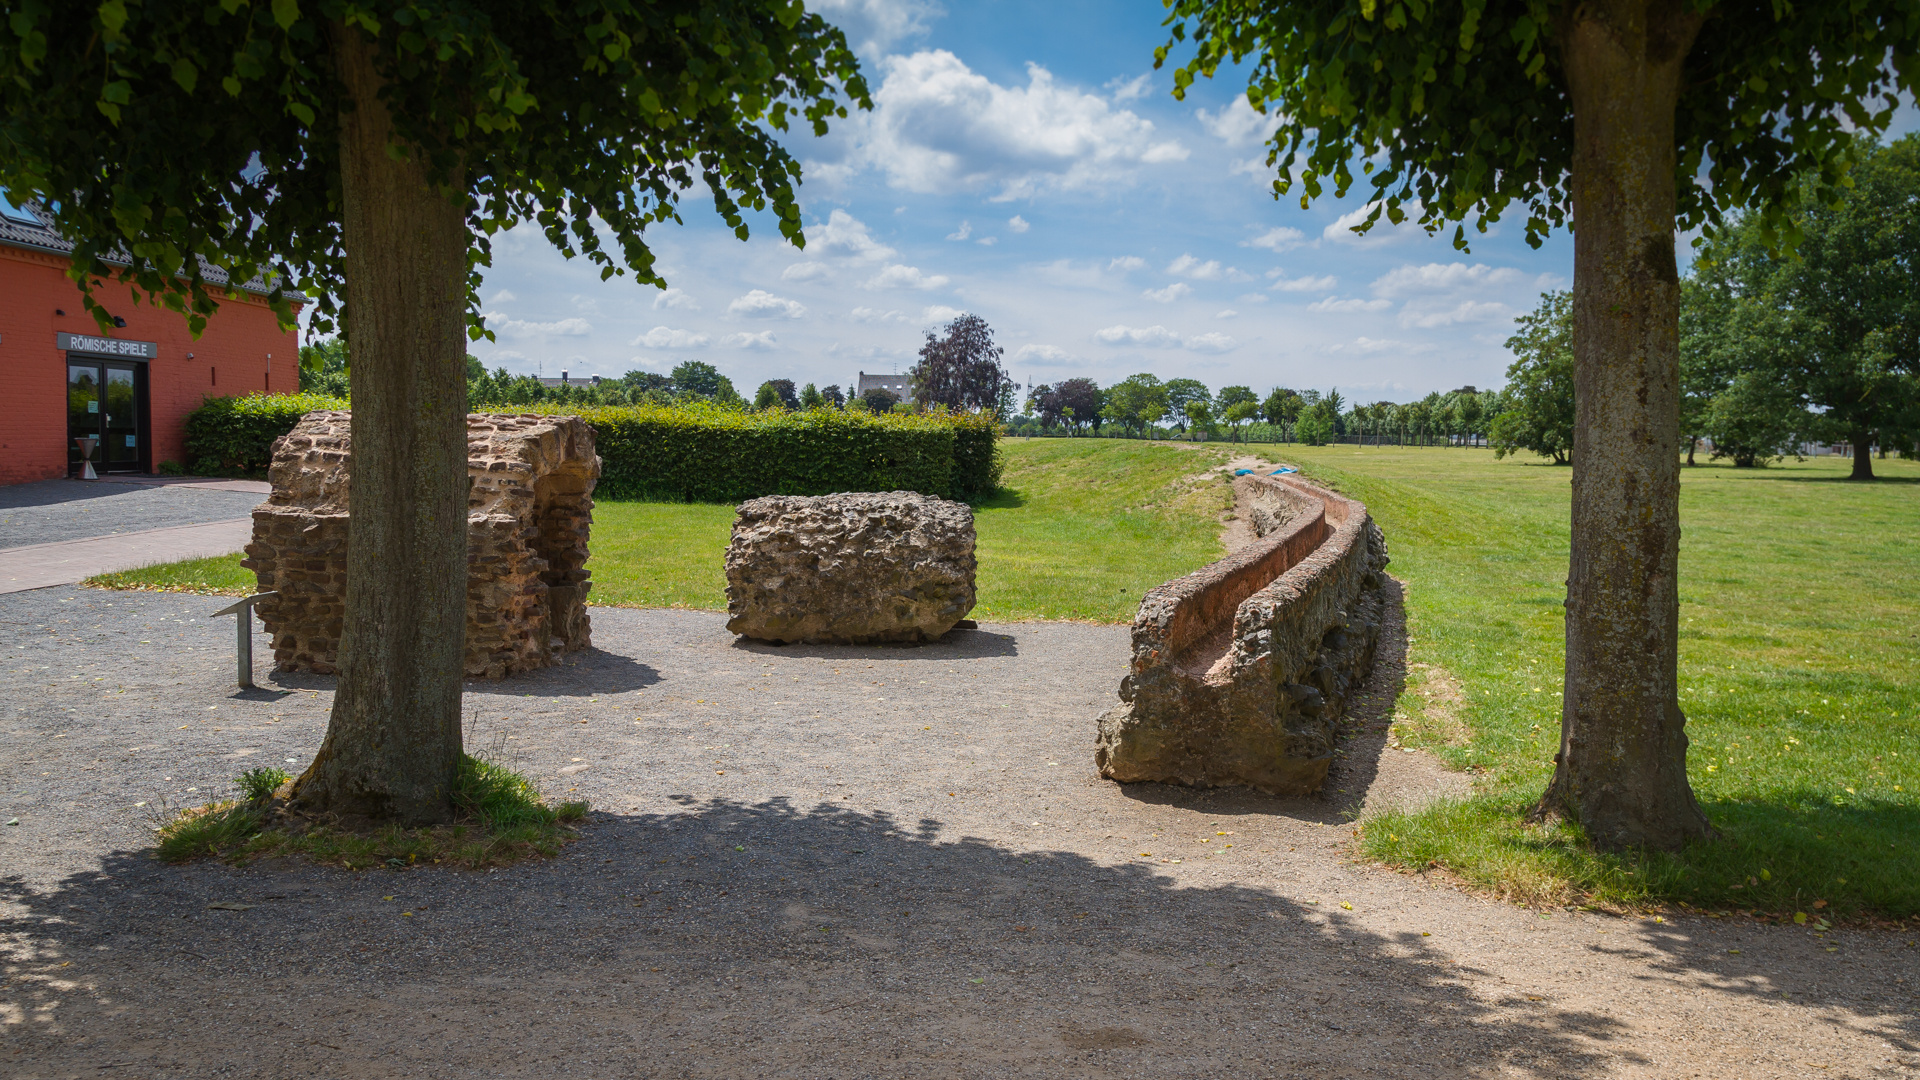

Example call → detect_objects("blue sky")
463 0 1919 404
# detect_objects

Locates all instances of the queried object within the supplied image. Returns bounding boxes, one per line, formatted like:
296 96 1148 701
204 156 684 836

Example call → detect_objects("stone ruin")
241 411 600 679
724 491 977 645
1094 472 1390 796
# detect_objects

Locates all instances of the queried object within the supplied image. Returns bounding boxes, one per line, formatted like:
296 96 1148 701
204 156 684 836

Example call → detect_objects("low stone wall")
241 411 600 679
1094 474 1389 795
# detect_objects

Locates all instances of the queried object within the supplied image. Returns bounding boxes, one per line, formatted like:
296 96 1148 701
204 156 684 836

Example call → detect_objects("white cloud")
922 305 965 323
1011 343 1079 366
1243 226 1306 252
626 355 669 371
1330 337 1406 354
1165 254 1224 280
488 315 593 339
1106 73 1152 102
1369 262 1522 297
826 51 1187 200
866 263 950 290
850 307 910 324
1323 201 1429 246
807 209 896 263
631 326 711 349
976 236 997 246
728 290 808 319
1143 282 1193 303
1007 215 1030 234
569 294 601 314
1398 301 1511 328
946 221 973 241
1269 273 1339 293
1214 309 1238 320
722 331 779 350
1109 255 1146 271
1196 97 1282 147
1096 324 1182 347
808 0 941 56
781 261 831 282
653 288 700 311
1185 332 1237 353
485 288 517 304
1307 296 1393 313
1094 324 1236 352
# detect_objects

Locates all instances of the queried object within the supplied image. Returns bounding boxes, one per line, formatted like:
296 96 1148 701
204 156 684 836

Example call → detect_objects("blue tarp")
1234 466 1299 476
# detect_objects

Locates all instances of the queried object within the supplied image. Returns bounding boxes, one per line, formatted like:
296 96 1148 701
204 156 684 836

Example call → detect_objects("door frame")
65 353 152 476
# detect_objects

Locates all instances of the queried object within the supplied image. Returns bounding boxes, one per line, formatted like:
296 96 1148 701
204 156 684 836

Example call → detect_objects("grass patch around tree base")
155 753 589 869
85 553 255 595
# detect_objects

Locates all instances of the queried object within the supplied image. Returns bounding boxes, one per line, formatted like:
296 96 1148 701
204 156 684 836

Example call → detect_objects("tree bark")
1850 429 1876 479
1537 1 1713 851
291 23 471 823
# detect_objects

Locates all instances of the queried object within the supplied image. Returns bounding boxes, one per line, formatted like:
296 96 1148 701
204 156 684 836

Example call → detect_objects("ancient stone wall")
240 411 600 679
1094 474 1389 796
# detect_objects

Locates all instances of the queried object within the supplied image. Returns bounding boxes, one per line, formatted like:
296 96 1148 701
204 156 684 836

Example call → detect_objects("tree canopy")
1490 291 1575 464
910 313 1012 413
0 0 869 335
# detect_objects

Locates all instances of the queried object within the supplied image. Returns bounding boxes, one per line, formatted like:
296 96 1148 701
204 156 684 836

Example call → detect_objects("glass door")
102 365 140 469
65 360 146 475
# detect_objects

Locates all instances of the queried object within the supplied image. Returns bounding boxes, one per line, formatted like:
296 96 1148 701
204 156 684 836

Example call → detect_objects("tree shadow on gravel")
7 798 1635 1079
260 649 663 698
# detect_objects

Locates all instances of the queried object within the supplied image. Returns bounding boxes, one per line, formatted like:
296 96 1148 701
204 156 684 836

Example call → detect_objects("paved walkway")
0 517 253 593
0 477 266 548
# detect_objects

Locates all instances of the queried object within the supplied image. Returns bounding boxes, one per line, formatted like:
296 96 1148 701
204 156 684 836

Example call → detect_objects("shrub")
183 391 346 476
554 401 998 503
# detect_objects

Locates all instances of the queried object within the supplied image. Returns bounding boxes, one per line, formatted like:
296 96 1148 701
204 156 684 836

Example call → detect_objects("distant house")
0 197 298 485
856 371 912 404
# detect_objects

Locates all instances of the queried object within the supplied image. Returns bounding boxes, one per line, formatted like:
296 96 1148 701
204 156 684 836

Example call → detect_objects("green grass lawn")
589 437 1233 621
1261 442 1919 918
85 553 258 595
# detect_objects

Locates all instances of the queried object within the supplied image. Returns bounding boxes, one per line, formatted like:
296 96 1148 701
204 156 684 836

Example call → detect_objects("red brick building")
0 198 299 486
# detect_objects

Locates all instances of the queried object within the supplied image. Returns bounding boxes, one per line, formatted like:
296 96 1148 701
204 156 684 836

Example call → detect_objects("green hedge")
562 402 1001 502
181 394 1001 501
182 392 347 476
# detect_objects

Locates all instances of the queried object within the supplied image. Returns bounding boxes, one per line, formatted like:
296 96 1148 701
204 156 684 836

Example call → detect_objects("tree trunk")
291 23 471 823
1851 429 1876 479
1537 1 1713 851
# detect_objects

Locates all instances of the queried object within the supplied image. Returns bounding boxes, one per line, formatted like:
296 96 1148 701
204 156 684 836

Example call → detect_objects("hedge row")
182 392 347 476
181 394 1001 501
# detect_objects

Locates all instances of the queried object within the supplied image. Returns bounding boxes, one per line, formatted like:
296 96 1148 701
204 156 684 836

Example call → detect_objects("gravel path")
0 480 263 548
2 585 1915 1078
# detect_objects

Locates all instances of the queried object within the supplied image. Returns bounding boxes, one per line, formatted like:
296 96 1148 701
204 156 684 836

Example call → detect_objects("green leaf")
171 58 198 93
287 101 315 125
96 0 129 36
270 0 299 31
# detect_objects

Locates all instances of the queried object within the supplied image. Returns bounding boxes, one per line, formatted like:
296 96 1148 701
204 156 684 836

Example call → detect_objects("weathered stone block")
240 411 601 679
724 491 977 644
1094 475 1390 796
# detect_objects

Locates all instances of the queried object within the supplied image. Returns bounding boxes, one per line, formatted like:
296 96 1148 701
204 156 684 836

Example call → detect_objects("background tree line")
1492 135 1920 477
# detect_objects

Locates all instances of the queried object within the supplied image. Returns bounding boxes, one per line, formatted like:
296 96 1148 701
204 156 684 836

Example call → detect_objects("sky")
459 0 1920 404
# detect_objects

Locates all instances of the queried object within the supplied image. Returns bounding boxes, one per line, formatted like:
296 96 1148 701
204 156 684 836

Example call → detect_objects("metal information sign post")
210 592 278 689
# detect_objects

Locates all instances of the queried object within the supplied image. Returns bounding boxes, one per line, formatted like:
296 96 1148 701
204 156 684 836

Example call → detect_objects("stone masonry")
725 491 977 645
241 411 600 679
1094 474 1390 796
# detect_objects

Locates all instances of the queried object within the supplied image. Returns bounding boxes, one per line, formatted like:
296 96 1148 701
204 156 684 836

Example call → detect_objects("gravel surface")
0 481 263 548
2 585 1916 1078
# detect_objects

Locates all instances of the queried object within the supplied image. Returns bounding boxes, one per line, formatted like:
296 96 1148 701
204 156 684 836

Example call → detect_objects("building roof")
0 195 284 297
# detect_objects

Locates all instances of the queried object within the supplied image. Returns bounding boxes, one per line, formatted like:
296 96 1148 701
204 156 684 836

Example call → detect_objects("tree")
1 3 867 823
1164 378 1212 432
1767 136 1920 479
755 378 798 410
1224 399 1259 442
820 384 847 408
670 361 726 399
1054 378 1105 435
1218 385 1257 411
1679 243 1807 467
799 382 824 409
1102 373 1169 437
910 313 1013 412
620 370 674 395
1185 399 1215 438
301 338 352 397
861 387 899 413
1163 0 1918 849
1490 292 1576 464
1294 406 1333 446
1261 386 1303 435
1321 389 1346 438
